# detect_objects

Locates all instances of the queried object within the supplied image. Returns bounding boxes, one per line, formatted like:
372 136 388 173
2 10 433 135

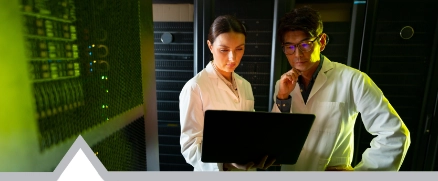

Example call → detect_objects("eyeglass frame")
281 34 322 55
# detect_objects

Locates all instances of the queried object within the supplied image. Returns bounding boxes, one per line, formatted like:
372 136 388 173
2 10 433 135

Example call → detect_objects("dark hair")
278 6 323 43
208 15 246 44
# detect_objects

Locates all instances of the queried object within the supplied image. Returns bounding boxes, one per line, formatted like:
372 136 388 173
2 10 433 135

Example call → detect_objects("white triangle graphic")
57 148 104 181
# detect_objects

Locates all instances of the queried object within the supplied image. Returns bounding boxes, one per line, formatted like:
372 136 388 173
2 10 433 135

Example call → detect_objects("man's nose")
294 46 303 57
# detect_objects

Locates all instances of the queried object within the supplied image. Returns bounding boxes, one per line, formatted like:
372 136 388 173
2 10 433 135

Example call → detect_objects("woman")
179 15 274 171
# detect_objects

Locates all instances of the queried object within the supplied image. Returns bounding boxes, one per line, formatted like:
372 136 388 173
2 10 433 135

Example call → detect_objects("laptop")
201 110 315 165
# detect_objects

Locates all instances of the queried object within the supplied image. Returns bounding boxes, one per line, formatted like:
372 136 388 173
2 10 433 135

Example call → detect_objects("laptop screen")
201 110 315 165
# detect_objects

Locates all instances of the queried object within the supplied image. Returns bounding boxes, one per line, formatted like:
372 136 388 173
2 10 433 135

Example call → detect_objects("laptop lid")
201 110 315 165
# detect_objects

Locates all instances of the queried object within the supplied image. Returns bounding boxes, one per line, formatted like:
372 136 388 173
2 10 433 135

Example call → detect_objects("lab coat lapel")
234 73 243 101
217 79 232 93
307 58 333 101
293 85 305 105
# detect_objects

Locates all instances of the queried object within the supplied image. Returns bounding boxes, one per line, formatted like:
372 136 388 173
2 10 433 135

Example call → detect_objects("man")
272 6 410 171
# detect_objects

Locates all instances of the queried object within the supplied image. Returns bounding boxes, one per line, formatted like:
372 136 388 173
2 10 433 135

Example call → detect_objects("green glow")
0 0 40 171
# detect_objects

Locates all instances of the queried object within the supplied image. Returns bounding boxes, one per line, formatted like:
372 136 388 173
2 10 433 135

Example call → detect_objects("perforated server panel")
91 116 146 171
154 22 194 171
6 0 155 171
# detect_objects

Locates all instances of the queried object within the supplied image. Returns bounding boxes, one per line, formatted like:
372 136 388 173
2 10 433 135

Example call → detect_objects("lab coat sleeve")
179 82 224 171
352 72 411 171
271 80 282 113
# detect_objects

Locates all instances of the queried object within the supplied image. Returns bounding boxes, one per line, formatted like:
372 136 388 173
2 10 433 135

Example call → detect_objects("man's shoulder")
328 61 363 75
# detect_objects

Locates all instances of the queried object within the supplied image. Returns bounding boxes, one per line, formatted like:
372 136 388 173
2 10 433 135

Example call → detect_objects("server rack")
152 0 195 171
353 0 438 171
153 21 195 171
0 0 159 171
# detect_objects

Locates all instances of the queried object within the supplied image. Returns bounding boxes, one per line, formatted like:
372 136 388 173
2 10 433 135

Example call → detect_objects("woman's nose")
228 51 236 61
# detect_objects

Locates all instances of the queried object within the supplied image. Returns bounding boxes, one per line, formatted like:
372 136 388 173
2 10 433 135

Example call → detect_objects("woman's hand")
223 155 276 171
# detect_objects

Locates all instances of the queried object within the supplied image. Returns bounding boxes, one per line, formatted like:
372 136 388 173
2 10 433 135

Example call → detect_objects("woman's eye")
220 49 228 52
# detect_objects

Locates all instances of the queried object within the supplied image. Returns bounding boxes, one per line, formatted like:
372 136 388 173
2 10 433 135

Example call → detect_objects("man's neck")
300 60 320 86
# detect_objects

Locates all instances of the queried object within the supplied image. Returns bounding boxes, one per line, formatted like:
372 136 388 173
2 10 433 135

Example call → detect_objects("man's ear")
319 33 328 52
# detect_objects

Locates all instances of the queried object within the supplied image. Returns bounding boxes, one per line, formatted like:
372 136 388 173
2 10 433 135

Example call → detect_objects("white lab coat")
179 62 255 171
272 58 410 171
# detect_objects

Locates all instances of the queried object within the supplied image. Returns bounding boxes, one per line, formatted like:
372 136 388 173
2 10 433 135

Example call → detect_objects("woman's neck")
220 70 232 82
212 62 232 82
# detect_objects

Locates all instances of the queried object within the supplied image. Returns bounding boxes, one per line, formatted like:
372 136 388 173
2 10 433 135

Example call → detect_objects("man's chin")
293 65 306 71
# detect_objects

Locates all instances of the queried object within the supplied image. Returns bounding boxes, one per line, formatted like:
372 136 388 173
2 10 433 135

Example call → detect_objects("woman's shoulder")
182 69 210 89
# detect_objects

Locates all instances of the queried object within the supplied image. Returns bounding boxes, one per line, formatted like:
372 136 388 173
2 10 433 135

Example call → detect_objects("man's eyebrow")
283 37 311 44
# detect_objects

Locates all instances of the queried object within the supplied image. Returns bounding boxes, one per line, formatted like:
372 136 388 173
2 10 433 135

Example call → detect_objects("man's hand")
278 68 301 99
325 165 354 171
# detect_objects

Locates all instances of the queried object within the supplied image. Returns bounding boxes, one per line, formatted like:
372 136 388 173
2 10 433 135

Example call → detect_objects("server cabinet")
153 21 195 171
152 1 195 171
353 0 438 171
0 0 158 171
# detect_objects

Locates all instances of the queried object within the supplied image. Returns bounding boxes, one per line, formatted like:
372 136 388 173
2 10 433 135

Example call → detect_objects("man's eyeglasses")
282 35 321 55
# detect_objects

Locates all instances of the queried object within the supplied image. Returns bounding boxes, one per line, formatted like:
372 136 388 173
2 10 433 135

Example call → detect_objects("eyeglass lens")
284 42 312 54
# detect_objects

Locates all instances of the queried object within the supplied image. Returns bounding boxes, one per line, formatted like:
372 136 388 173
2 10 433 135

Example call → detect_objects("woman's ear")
207 40 213 52
319 33 328 52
